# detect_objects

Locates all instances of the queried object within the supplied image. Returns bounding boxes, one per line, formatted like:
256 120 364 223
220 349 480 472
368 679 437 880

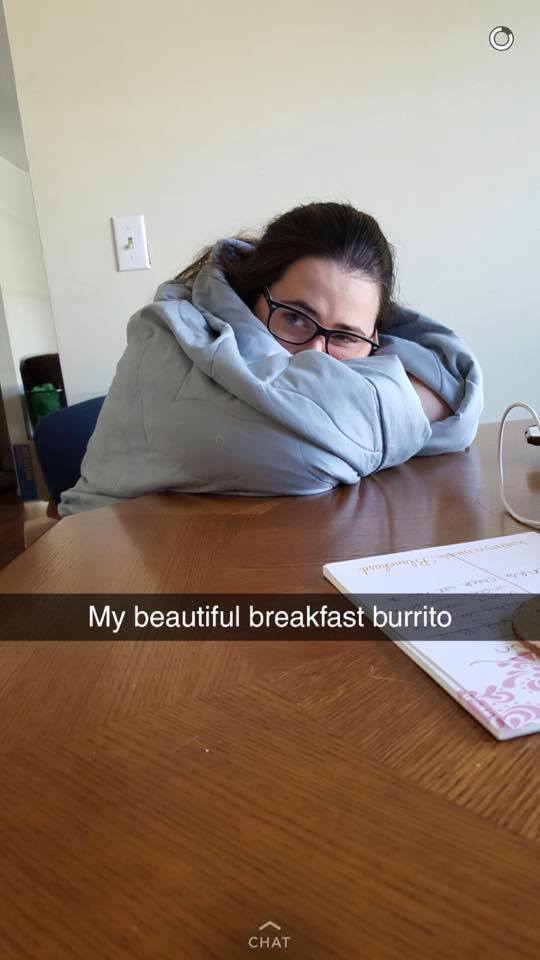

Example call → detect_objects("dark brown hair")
175 201 397 326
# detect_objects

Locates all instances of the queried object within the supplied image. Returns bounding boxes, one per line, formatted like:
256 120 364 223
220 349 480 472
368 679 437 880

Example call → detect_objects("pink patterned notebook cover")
395 638 540 740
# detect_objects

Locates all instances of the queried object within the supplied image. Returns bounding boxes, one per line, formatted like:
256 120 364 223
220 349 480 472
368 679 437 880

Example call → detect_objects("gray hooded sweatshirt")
58 238 483 516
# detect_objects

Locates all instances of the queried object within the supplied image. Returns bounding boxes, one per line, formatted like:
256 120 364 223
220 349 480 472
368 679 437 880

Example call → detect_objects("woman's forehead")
274 257 380 325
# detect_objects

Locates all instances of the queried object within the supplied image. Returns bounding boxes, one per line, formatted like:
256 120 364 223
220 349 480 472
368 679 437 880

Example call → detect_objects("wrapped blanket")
58 239 483 516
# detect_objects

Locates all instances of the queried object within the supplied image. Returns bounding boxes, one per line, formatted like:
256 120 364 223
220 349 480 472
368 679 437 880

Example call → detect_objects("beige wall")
0 0 58 458
0 157 58 385
0 0 27 169
0 283 26 458
4 0 539 418
0 156 58 449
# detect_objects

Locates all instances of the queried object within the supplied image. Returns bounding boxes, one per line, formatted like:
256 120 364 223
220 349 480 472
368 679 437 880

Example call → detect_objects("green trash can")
27 383 62 426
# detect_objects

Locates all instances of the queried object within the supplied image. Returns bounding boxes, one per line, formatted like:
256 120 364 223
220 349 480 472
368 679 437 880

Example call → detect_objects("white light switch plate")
111 214 151 271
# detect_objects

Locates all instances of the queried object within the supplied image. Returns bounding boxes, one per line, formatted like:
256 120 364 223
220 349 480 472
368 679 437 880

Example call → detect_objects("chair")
33 396 105 504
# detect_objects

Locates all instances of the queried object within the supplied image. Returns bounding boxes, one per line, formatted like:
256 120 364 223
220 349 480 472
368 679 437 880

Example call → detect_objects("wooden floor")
0 488 25 571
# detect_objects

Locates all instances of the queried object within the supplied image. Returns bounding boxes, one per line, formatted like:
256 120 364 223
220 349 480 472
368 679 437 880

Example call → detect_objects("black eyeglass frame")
263 286 379 355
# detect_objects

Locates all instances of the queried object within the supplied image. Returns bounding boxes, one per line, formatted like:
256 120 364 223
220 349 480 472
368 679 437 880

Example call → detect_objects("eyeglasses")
263 287 379 357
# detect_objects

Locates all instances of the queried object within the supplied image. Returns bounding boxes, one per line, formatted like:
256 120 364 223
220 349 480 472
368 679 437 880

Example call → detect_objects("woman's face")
252 256 380 358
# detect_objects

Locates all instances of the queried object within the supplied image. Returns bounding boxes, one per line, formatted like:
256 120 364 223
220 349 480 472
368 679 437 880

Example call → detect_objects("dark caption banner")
0 594 536 642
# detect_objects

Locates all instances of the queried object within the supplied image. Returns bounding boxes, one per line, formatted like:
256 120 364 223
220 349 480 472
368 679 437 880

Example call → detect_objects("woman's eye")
284 312 304 324
333 333 357 343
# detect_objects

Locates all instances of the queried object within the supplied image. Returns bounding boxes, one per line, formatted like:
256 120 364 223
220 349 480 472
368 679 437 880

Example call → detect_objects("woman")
58 202 483 516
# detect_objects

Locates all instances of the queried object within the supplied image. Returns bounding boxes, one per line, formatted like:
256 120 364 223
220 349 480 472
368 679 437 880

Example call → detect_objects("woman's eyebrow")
285 299 369 336
284 298 321 319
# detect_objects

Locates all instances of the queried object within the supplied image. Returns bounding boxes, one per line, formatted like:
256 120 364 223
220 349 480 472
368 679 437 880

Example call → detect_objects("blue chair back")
33 396 105 503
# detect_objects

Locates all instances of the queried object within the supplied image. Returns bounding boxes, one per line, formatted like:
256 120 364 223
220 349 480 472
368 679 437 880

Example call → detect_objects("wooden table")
0 421 539 958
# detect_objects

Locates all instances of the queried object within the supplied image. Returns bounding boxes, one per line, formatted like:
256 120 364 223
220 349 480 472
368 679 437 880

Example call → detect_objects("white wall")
0 0 27 169
0 283 26 456
0 0 58 459
0 156 58 455
4 0 539 418
0 157 58 386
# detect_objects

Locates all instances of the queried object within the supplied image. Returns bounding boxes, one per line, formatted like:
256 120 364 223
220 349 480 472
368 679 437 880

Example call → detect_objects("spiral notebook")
323 532 540 740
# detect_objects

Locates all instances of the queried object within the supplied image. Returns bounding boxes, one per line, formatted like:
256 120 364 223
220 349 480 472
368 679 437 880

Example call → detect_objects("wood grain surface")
0 421 539 959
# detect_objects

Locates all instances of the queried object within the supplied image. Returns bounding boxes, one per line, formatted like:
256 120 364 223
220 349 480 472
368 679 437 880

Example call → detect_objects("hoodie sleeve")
375 307 484 455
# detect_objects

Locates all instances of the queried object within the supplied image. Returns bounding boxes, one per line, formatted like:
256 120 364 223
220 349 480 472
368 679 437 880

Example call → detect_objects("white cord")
498 402 540 529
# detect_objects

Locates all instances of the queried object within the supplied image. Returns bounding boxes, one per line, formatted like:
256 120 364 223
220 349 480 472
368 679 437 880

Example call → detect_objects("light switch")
111 214 151 271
